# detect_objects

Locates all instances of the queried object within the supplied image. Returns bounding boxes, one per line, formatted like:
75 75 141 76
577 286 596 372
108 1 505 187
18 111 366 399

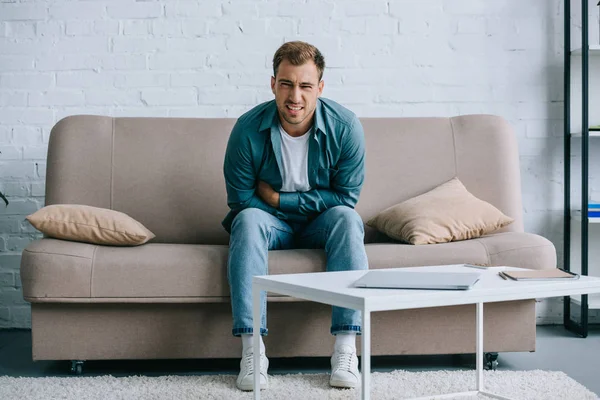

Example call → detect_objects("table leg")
476 302 483 392
253 284 261 400
361 308 371 400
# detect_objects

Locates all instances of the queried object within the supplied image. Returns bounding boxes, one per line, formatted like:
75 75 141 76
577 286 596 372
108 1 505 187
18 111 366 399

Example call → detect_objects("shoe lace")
243 351 255 374
335 351 353 371
243 351 266 375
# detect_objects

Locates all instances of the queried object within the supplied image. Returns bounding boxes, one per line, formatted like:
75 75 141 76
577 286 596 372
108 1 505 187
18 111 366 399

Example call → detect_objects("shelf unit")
564 0 600 337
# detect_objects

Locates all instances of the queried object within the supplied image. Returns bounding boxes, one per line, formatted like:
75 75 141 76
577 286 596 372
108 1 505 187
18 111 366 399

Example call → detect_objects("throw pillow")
366 177 514 245
26 204 155 246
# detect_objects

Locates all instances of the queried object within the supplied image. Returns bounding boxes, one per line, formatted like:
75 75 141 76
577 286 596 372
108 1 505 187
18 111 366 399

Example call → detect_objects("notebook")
352 270 481 290
499 269 579 281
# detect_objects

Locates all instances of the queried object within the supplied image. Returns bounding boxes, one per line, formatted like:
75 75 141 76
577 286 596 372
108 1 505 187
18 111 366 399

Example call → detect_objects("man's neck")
279 115 314 138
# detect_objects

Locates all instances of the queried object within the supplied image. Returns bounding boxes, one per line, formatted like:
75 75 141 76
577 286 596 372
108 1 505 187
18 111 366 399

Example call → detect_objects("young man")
222 41 368 391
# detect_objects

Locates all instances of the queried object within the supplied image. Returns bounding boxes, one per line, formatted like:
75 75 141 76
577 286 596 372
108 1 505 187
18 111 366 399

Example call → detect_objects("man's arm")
223 122 284 217
278 116 366 215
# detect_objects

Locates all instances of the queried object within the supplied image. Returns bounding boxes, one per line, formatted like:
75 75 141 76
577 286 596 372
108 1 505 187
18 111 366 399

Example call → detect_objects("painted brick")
6 21 35 38
49 3 105 20
29 91 85 107
0 254 22 271
23 145 47 160
0 108 54 125
107 3 163 19
114 72 169 88
0 182 28 197
0 92 27 107
0 198 38 214
85 90 142 107
338 1 388 17
141 89 197 106
0 272 14 287
30 182 45 197
165 1 222 18
112 37 168 53
0 56 35 72
0 145 22 160
9 306 31 328
171 72 228 87
0 4 47 21
0 219 20 235
56 71 114 88
12 127 42 145
66 21 93 36
0 73 53 90
37 21 63 37
123 20 151 36
0 307 9 322
0 127 10 144
181 21 208 37
152 21 183 37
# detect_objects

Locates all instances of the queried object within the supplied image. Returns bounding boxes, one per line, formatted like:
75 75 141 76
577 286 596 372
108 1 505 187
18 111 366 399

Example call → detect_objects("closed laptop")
353 269 481 290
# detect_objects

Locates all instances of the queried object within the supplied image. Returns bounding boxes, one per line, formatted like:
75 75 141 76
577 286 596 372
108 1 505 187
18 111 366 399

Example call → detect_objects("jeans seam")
331 324 362 335
232 327 268 337
271 225 294 235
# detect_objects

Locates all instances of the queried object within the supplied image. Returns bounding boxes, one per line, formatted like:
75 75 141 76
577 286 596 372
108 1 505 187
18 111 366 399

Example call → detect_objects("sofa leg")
70 360 85 375
484 352 499 370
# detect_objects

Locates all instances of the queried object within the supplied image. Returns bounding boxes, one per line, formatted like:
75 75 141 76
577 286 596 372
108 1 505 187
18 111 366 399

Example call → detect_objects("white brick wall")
0 0 586 328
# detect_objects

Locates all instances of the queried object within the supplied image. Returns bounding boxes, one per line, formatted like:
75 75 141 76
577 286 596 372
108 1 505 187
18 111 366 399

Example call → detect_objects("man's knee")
327 206 363 230
231 208 271 235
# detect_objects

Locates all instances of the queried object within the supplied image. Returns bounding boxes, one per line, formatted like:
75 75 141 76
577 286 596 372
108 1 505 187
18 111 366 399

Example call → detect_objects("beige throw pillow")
366 178 514 245
26 204 155 246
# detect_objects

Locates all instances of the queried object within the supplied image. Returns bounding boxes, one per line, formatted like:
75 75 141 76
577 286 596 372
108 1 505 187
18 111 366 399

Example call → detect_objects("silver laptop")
352 270 481 290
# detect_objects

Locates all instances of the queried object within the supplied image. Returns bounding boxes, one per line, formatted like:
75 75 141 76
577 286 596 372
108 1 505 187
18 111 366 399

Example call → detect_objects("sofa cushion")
366 177 514 245
26 204 155 246
20 232 556 301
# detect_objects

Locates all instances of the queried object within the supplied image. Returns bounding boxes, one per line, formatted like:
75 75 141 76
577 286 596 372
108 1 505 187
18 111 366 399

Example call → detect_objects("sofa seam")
90 245 98 297
474 239 492 266
449 117 458 177
487 244 554 257
22 249 92 259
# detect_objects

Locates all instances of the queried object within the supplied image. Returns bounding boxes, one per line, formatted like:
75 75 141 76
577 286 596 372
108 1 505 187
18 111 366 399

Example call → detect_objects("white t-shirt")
278 124 312 193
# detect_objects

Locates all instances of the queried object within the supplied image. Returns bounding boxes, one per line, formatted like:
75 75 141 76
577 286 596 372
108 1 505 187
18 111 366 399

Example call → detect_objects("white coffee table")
251 264 600 400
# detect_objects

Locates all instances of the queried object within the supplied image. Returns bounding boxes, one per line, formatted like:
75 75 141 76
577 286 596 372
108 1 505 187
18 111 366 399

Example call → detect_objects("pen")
463 264 488 270
498 272 507 280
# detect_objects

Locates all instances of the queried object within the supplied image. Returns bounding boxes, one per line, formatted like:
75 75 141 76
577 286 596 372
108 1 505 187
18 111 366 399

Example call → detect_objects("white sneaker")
330 344 360 388
236 347 269 391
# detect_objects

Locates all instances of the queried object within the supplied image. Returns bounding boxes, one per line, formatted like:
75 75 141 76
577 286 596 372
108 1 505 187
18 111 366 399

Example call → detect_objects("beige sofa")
20 114 556 373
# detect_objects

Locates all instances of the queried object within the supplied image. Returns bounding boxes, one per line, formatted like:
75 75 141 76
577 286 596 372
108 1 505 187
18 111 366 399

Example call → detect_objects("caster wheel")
70 360 85 375
484 352 499 370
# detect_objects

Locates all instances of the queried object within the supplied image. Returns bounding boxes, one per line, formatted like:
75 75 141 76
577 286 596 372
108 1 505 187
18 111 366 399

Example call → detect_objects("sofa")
20 114 556 372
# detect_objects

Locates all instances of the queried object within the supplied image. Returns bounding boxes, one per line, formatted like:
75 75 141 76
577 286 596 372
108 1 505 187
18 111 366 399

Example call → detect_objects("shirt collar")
259 98 327 135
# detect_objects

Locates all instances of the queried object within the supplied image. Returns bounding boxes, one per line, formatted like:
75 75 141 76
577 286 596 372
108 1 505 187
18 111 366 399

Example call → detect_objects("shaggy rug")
0 370 596 400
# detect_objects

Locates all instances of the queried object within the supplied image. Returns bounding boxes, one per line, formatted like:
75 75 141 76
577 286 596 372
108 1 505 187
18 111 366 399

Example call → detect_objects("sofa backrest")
45 114 523 245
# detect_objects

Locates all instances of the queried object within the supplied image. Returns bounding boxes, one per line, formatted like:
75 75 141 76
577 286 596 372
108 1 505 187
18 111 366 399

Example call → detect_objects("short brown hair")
273 41 325 81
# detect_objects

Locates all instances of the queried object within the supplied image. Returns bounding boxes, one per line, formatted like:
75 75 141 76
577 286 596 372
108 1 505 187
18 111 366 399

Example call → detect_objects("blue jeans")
227 205 368 337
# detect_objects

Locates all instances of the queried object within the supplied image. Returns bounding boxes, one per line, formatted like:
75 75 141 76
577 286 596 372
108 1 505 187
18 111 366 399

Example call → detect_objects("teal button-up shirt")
222 97 366 233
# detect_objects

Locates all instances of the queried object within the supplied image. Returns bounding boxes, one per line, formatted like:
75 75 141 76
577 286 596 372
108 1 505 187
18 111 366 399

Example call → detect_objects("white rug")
0 370 596 400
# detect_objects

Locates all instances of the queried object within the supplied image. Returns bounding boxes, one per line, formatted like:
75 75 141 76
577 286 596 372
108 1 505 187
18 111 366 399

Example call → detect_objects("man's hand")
257 181 280 208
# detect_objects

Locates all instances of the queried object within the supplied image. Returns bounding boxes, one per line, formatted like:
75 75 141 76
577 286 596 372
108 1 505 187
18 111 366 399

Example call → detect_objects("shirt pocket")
317 167 337 189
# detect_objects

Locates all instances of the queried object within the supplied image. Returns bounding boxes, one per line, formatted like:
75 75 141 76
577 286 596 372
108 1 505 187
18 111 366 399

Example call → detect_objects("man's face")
271 59 324 133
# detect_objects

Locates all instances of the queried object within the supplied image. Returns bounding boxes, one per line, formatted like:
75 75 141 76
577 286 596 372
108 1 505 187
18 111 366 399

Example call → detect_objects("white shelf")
571 45 600 55
571 131 600 137
570 293 600 309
